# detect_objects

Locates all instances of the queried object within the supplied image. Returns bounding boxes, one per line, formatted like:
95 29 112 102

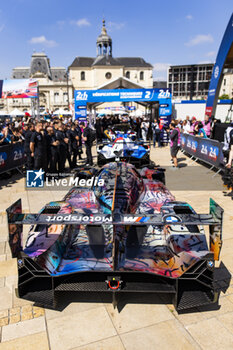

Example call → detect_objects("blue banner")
0 143 26 174
74 88 172 119
205 14 233 117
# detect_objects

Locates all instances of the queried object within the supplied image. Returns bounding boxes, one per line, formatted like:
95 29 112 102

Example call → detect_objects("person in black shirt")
24 123 35 170
69 123 80 169
169 122 179 168
54 122 69 173
74 120 83 160
30 122 47 170
64 124 72 170
46 126 59 173
80 122 93 166
94 116 103 143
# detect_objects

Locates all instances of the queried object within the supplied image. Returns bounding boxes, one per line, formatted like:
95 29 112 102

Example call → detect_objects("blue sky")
0 0 232 80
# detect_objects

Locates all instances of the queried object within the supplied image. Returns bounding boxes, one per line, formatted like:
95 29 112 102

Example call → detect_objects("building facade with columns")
2 52 73 113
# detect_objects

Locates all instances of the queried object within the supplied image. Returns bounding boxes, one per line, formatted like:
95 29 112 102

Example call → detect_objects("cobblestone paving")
0 146 232 350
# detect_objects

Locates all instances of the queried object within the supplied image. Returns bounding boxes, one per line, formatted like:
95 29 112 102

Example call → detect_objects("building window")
140 71 144 80
126 71 130 79
224 79 226 86
63 92 68 103
54 92 59 104
105 72 112 79
81 71 85 81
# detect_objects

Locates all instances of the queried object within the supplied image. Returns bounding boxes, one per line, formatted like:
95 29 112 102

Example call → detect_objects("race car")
7 162 224 311
97 136 150 167
104 123 136 141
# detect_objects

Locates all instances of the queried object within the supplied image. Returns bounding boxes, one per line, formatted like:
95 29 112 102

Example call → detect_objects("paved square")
0 146 232 349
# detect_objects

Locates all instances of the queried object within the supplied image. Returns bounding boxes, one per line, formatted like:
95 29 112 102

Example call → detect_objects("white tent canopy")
0 110 10 116
53 108 71 115
10 108 24 116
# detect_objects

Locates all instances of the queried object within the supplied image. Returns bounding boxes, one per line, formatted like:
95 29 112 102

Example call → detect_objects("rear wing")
7 198 223 261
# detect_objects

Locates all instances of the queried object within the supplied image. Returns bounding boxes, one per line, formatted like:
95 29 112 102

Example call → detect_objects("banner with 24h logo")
0 143 25 174
180 133 224 169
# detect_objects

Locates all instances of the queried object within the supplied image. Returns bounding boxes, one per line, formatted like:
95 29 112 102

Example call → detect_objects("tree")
219 94 230 100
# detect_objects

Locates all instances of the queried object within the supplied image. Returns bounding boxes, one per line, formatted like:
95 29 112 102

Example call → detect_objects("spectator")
69 123 80 169
46 126 59 173
141 119 149 142
55 122 69 173
74 120 83 160
151 120 161 147
80 122 93 166
24 123 35 170
202 115 211 138
169 121 180 168
95 116 103 143
185 116 191 125
182 120 191 134
195 122 207 138
30 122 47 170
135 118 141 140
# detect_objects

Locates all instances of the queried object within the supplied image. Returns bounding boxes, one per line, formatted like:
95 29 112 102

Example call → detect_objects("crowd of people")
0 115 95 173
0 112 232 180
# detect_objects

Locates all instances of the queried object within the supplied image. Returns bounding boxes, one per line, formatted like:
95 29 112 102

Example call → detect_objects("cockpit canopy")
93 162 145 213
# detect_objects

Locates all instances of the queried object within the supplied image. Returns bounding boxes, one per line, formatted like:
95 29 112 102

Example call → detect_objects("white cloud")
186 15 193 20
72 18 91 27
0 24 4 33
28 36 57 48
185 34 214 46
107 21 125 30
206 51 215 57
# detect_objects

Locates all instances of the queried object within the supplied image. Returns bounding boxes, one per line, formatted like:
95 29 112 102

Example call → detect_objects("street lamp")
65 70 70 109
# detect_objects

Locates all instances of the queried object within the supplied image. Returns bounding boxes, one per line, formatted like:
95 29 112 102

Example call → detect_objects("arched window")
103 44 107 55
126 71 130 79
140 71 144 80
81 71 85 81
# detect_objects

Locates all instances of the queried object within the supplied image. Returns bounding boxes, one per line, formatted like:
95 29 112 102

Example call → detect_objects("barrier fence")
0 143 26 174
180 133 225 170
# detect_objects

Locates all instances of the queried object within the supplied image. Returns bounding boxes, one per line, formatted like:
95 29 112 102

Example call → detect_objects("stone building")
5 52 73 113
69 20 153 91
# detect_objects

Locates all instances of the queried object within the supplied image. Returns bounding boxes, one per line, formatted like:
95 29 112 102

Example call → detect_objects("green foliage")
219 94 230 100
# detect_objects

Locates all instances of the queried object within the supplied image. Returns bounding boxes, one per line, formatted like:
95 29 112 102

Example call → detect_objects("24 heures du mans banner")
0 79 38 99
180 133 224 169
0 143 26 174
